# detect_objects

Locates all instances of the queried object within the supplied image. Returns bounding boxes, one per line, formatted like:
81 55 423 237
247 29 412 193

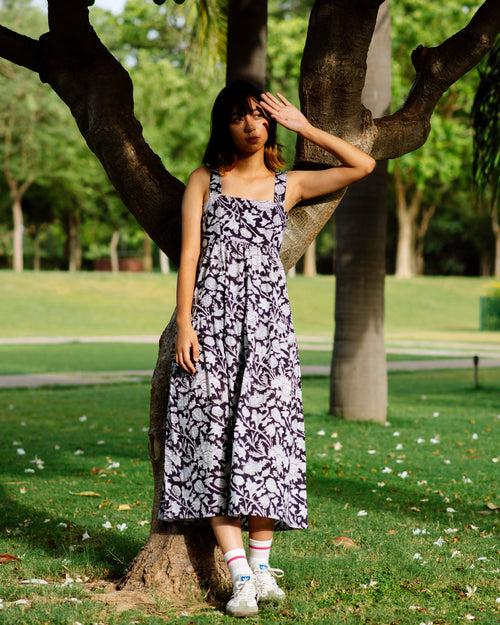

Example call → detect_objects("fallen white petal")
20 578 49 585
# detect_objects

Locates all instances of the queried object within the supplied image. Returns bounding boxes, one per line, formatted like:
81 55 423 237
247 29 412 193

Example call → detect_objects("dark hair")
201 79 286 173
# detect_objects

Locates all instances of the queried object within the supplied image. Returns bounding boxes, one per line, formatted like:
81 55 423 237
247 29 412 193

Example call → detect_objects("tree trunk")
68 210 82 272
330 0 391 422
110 229 120 273
11 195 24 272
159 249 170 274
287 265 296 277
143 232 153 272
226 0 268 89
332 161 389 422
395 208 415 278
303 239 317 276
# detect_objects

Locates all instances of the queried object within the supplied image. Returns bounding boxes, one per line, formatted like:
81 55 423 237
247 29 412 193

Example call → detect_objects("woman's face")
228 96 270 155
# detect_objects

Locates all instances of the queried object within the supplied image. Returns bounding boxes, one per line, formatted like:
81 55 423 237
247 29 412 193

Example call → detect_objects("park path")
0 359 499 389
1 334 499 355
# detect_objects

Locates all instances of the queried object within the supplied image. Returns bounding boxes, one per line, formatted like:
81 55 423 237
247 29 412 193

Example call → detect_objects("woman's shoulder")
188 165 212 179
186 165 214 188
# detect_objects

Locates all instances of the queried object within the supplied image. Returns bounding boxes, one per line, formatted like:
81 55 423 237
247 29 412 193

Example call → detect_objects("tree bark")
395 208 415 278
303 239 317 276
11 195 24 272
143 232 153 273
67 210 82 272
226 0 267 89
109 229 120 273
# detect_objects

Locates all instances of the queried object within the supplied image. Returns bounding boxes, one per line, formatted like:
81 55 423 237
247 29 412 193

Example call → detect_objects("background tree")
391 0 482 278
471 34 499 276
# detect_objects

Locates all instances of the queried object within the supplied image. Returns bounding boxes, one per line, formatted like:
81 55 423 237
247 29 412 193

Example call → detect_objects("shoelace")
231 577 259 602
254 567 284 592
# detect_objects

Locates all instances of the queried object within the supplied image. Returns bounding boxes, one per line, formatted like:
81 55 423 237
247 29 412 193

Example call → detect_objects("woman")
157 79 375 617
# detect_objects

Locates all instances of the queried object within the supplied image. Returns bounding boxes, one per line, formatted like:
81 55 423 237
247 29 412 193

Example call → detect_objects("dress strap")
273 170 288 205
209 167 222 194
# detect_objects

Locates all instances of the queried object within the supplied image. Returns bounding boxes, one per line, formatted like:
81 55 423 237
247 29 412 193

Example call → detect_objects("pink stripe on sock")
249 545 271 550
226 555 246 565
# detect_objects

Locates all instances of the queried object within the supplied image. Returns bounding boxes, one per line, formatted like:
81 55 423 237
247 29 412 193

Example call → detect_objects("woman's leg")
210 515 244 551
248 515 275 540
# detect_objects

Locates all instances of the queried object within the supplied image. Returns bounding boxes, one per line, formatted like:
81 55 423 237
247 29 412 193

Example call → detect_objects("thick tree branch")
373 0 500 159
296 0 384 166
0 2 185 264
0 25 40 72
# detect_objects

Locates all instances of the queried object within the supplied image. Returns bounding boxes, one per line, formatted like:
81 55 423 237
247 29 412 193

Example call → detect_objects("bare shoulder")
188 165 211 185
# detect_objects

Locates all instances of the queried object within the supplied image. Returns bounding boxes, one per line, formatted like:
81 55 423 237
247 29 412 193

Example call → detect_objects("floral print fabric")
157 168 308 531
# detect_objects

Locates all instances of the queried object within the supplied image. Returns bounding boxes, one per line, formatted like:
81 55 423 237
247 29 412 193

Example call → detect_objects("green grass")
0 369 498 624
1 271 498 345
0 344 456 375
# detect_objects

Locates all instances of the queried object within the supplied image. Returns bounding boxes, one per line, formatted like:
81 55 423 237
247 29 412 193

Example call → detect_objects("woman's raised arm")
259 91 376 205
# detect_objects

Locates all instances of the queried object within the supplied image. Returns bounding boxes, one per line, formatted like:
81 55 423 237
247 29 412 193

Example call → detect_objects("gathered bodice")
200 168 289 261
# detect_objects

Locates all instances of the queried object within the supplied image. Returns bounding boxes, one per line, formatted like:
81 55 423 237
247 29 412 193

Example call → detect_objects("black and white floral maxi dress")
157 167 308 531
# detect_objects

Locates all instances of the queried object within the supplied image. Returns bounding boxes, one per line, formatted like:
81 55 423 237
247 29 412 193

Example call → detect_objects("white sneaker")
225 574 259 617
252 564 286 602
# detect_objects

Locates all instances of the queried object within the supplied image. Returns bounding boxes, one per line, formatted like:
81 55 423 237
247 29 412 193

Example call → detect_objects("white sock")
248 537 273 571
223 547 253 586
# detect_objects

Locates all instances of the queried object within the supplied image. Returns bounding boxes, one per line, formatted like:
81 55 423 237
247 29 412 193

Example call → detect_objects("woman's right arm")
175 167 208 374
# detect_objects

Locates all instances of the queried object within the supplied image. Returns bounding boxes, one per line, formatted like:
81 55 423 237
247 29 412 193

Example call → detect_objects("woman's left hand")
259 91 311 135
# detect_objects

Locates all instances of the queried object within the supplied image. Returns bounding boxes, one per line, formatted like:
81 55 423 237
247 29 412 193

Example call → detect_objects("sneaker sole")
225 606 259 617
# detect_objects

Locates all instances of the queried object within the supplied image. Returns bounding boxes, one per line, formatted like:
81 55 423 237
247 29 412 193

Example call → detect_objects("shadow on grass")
0 485 146 581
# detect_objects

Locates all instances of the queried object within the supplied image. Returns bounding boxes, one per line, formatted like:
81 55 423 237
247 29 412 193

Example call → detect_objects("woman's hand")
259 91 311 135
175 321 200 374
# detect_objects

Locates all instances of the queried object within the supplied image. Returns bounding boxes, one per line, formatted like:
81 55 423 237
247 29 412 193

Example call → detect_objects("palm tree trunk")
330 0 391 422
226 0 268 89
332 161 388 421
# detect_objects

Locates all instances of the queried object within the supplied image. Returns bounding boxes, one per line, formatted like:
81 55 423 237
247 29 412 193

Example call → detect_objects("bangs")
228 94 270 122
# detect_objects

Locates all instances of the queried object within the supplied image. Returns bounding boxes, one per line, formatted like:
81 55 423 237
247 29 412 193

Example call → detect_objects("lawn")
0 369 498 624
0 343 456 376
1 271 497 346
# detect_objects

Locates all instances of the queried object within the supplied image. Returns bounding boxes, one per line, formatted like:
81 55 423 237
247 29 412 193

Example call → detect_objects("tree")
0 0 498 607
391 0 482 278
471 34 499 276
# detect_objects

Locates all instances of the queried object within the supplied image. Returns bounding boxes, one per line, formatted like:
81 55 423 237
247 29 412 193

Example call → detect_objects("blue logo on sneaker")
259 564 269 571
240 574 251 581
